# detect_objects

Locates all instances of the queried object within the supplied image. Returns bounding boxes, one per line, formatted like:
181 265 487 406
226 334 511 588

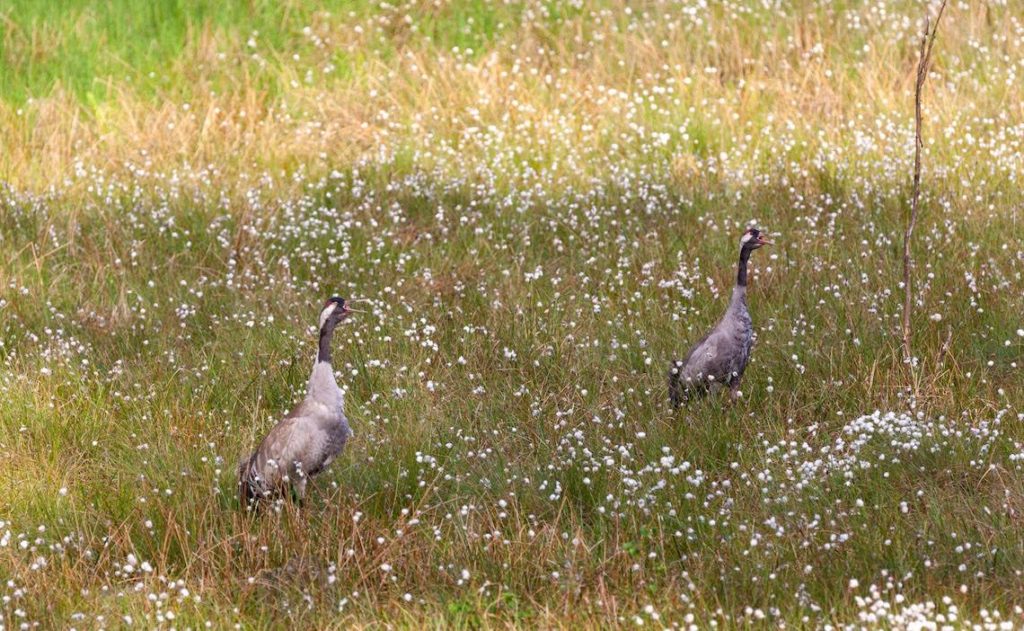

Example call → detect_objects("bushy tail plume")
668 360 685 409
237 453 260 510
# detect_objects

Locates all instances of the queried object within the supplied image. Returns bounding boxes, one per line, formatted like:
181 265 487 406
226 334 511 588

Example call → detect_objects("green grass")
2 168 1023 626
0 0 535 103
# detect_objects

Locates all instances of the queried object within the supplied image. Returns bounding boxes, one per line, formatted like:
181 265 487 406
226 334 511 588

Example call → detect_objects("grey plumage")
239 297 353 509
669 229 770 407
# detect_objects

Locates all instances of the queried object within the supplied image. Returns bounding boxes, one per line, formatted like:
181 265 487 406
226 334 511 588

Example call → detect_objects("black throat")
737 245 754 287
318 322 335 364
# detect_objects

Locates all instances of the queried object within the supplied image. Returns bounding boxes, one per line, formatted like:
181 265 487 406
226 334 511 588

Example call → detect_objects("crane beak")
343 298 369 314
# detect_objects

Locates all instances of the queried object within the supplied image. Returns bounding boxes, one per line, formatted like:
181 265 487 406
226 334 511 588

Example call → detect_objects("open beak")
758 236 773 246
344 298 369 314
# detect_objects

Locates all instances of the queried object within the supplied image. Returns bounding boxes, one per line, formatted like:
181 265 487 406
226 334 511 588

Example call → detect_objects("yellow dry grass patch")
0 449 80 515
0 2 1018 196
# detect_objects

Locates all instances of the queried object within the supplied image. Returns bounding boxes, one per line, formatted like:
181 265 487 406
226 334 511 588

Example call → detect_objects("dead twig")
902 0 948 363
936 326 954 370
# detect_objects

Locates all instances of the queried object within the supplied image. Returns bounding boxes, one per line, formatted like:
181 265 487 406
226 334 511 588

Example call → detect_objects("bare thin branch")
902 0 948 363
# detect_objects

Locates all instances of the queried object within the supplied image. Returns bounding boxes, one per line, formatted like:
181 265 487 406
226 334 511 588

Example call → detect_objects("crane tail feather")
237 453 260 510
668 360 685 409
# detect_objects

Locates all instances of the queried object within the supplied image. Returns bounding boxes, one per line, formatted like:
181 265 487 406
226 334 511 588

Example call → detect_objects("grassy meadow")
2 0 1024 627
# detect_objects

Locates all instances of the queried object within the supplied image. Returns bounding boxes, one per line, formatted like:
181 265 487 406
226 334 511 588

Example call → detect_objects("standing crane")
238 297 356 509
669 228 772 407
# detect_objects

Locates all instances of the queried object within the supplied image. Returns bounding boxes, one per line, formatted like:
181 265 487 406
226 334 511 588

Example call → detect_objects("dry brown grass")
1 1 1020 197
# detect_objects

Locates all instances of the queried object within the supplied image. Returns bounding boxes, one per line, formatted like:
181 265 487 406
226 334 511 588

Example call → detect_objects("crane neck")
317 321 336 364
736 245 754 288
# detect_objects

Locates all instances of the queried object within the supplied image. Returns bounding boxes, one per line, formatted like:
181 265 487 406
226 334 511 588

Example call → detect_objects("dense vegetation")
2 0 1023 627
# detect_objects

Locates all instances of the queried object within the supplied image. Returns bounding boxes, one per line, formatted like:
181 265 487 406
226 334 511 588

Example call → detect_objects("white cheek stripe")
318 303 337 329
741 233 753 243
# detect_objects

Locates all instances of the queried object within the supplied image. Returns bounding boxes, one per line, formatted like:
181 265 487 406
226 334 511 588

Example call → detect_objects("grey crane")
238 296 355 509
669 228 772 407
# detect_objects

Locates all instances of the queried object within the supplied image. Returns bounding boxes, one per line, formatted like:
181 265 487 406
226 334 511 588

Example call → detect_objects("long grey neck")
737 246 753 287
317 322 336 364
